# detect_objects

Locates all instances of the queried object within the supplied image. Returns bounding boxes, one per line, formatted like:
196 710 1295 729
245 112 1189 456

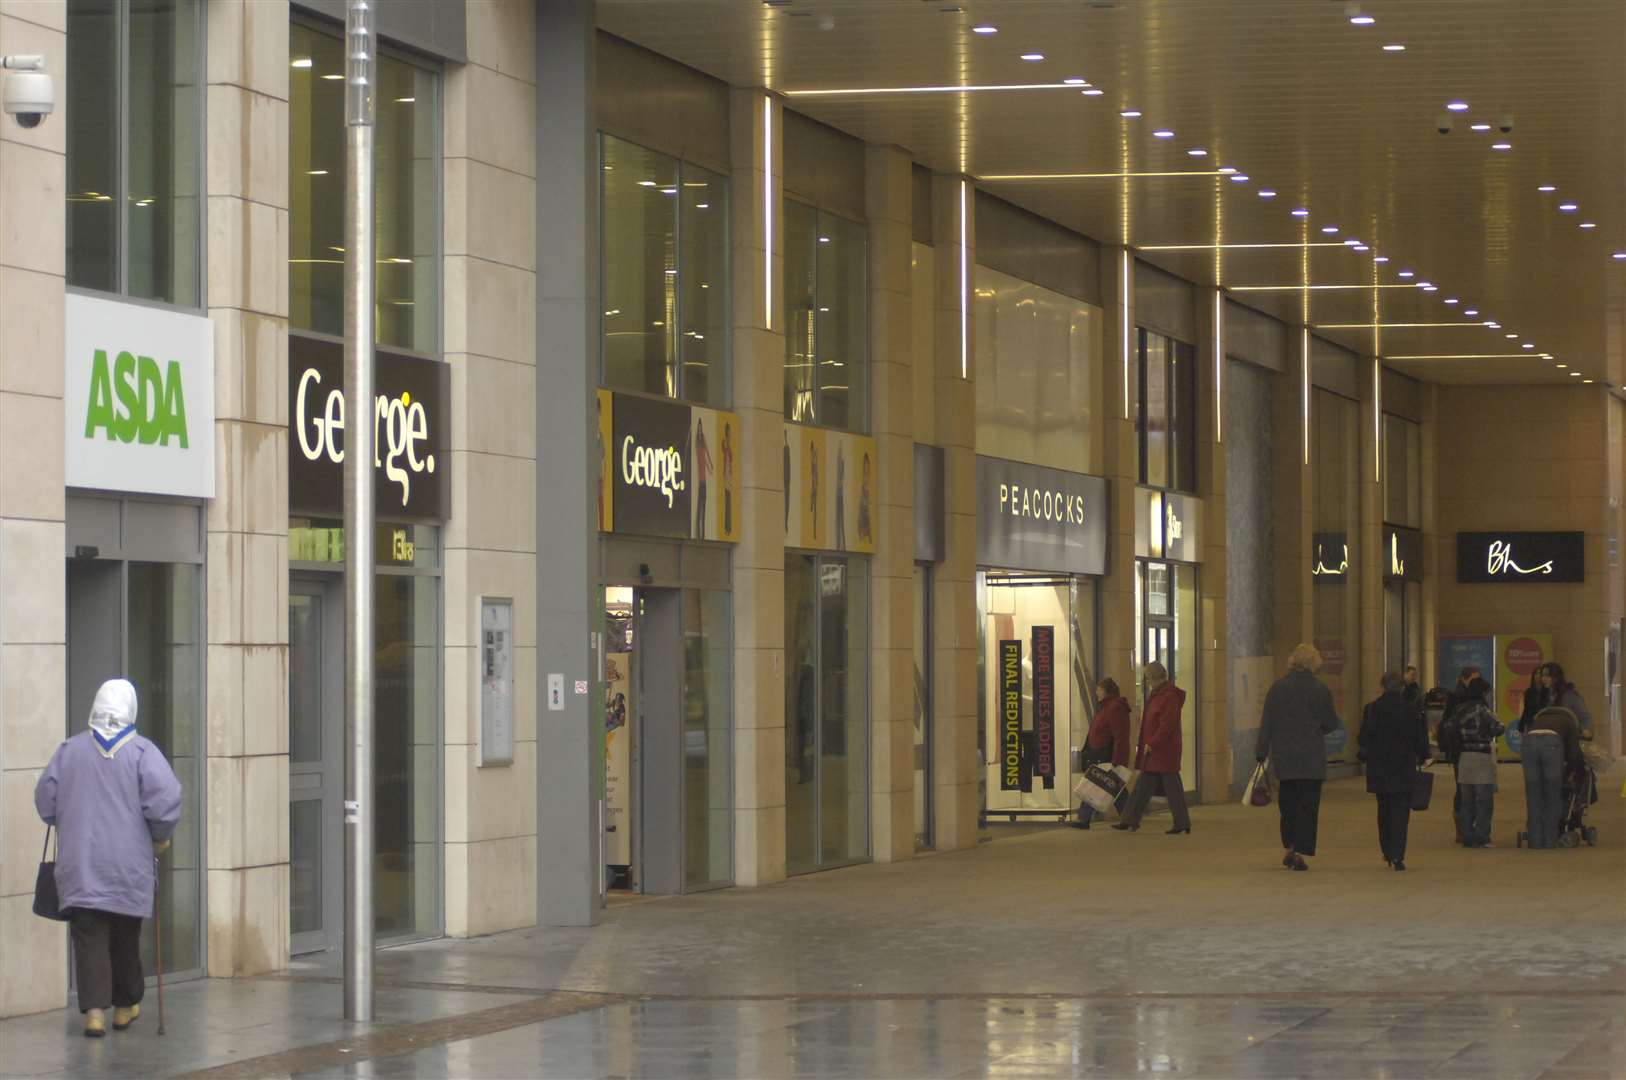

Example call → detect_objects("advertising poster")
603 652 633 871
595 389 614 533
999 640 1024 791
1031 625 1056 785
784 423 877 554
1494 633 1551 759
690 407 740 542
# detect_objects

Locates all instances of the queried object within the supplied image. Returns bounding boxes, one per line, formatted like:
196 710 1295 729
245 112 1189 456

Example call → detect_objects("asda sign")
65 294 215 499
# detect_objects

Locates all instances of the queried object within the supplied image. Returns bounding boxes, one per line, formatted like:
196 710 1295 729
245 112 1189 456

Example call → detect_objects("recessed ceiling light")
1230 174 1250 182
1557 363 1567 368
1153 129 1175 138
1382 43 1405 51
1464 308 1478 315
1217 167 1237 174
1491 142 1512 151
1350 14 1376 25
1614 252 1626 260
1121 109 1142 118
1538 185 1557 192
972 24 998 34
1443 297 1458 304
1522 343 1535 349
1398 270 1414 278
1081 88 1104 96
1583 379 1594 383
1422 285 1438 292
1352 244 1369 251
1258 190 1277 198
1322 225 1340 234
320 74 344 81
1187 148 1208 157
1446 101 1470 112
1486 322 1500 328
1470 123 1491 132
1291 207 1309 217
1064 77 1087 85
1020 52 1045 61
1558 203 1578 212
1373 256 1389 263
1505 333 1518 339
1343 238 1360 246
307 169 328 176
1568 372 1581 377
1579 222 1597 229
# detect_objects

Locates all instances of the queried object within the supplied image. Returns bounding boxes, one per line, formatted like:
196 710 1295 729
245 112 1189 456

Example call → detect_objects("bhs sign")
65 294 215 499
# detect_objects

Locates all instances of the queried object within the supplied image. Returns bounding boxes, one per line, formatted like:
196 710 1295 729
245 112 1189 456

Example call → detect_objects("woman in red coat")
1073 678 1131 828
1113 662 1193 834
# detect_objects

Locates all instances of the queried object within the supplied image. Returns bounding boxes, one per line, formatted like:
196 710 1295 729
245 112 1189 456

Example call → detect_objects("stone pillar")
534 0 599 927
1099 249 1137 717
1419 383 1440 686
728 88 786 885
1359 358 1384 705
929 173 977 850
0 0 68 1019
443 0 539 936
202 0 291 978
1196 287 1229 801
865 145 915 862
1273 330 1313 662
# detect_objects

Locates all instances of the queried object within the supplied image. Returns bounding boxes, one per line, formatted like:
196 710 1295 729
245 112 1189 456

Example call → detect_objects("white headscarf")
88 678 138 757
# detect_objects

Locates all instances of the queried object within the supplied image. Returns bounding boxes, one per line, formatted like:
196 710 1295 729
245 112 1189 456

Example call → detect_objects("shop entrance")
289 576 343 955
1135 558 1199 794
603 586 732 895
978 571 1098 823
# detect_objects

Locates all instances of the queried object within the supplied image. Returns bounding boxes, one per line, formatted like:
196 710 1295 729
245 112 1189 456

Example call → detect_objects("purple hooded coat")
34 679 183 919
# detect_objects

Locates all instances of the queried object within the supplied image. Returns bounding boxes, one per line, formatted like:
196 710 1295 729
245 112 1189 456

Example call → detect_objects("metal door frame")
290 574 344 955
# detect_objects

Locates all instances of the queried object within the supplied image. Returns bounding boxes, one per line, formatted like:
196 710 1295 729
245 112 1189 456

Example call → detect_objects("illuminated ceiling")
597 0 1626 387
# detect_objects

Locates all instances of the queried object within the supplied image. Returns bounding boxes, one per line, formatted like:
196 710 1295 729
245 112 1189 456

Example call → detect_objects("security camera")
1436 114 1453 135
1498 114 1515 134
2 55 54 129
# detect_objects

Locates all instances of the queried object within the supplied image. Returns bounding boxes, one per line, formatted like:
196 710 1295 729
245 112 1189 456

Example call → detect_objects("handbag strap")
41 824 53 861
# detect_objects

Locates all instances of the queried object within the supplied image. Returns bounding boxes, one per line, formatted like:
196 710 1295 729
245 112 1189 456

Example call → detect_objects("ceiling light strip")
1301 327 1311 465
783 82 1088 96
1232 284 1426 292
980 170 1235 181
1140 242 1348 251
960 178 969 379
1384 353 1542 360
764 95 773 332
1372 358 1382 483
1213 290 1224 443
1316 322 1489 329
1121 249 1132 420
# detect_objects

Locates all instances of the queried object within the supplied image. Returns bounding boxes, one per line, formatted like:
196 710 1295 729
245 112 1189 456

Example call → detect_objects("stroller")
1557 739 1610 848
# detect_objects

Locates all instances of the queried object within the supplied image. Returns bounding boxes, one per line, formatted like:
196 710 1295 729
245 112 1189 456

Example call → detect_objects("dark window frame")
1137 328 1198 492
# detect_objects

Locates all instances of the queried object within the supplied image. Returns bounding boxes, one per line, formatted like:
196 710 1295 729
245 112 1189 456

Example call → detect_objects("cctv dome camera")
2 58 54 129
1436 113 1453 135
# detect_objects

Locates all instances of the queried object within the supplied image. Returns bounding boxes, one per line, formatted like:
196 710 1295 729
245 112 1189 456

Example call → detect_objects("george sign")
1311 532 1349 581
976 456 1109 575
1135 488 1204 563
289 336 450 522
1457 531 1584 584
65 293 215 499
1031 625 1056 785
784 422 878 554
999 640 1023 791
596 389 740 542
1383 524 1423 582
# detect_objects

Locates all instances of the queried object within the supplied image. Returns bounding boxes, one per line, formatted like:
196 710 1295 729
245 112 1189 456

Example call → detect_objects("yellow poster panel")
784 423 875 554
690 407 740 543
1494 633 1551 760
595 388 614 533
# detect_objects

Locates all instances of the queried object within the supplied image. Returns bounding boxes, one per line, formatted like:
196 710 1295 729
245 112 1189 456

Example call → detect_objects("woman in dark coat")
1255 643 1342 870
1073 678 1131 829
1358 672 1430 870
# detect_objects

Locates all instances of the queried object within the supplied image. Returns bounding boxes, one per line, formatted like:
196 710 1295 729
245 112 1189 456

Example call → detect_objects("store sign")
1311 532 1349 581
597 389 740 542
1031 625 1056 784
999 639 1024 791
1383 524 1422 582
976 456 1109 575
289 336 449 522
1457 531 1584 584
1135 488 1204 562
65 293 215 499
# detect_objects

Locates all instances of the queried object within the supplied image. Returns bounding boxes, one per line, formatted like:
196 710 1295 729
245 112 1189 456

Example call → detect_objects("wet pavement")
3 768 1621 1078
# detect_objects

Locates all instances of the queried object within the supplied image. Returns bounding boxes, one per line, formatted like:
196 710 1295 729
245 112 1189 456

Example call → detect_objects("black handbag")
1410 769 1435 813
33 826 67 922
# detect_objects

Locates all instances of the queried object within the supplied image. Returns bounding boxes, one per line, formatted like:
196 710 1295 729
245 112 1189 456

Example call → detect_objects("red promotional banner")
1032 626 1056 786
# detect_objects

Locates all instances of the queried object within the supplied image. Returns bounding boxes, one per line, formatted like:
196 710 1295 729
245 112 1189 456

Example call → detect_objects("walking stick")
154 858 166 1036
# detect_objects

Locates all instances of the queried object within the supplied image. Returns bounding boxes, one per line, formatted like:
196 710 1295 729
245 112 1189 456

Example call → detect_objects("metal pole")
342 0 376 1025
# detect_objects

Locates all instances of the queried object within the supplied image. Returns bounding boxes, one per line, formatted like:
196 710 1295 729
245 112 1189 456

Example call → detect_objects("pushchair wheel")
1583 827 1598 846
1558 831 1580 848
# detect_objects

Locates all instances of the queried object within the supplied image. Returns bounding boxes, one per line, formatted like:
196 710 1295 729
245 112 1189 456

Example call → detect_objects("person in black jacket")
1255 643 1342 871
1359 672 1431 870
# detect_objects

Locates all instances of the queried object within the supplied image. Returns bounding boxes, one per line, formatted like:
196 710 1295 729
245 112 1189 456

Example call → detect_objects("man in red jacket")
1113 662 1193 834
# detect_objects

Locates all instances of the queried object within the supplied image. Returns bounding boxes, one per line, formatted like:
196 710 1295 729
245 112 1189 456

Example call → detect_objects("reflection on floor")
2 768 1620 1079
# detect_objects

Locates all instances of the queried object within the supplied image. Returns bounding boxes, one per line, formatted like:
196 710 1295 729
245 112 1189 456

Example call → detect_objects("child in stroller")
1554 738 1609 848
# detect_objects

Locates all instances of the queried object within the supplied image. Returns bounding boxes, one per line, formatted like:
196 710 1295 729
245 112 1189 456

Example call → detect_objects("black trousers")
1277 778 1324 856
70 909 144 1013
1122 771 1191 830
1375 792 1412 862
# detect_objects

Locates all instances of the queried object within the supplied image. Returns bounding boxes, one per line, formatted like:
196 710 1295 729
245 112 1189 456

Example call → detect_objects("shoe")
1112 822 1138 832
1290 856 1309 871
1393 860 1406 871
1069 821 1091 830
1283 853 1296 869
84 1009 106 1038
1166 827 1191 834
1480 841 1495 849
112 1004 140 1031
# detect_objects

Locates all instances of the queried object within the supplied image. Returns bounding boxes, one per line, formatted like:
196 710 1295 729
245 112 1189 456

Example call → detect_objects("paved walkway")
3 767 1622 1078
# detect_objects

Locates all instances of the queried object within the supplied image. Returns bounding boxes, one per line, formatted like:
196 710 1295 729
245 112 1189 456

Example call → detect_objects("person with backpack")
1449 676 1505 847
1359 672 1431 870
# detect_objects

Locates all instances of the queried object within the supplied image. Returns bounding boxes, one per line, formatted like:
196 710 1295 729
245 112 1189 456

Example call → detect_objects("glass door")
912 564 933 850
289 577 342 955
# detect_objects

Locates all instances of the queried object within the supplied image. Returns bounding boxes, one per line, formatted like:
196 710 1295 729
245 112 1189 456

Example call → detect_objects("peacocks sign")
65 294 215 499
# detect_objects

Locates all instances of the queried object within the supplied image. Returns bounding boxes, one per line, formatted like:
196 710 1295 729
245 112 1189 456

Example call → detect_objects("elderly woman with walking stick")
35 678 182 1038
1255 644 1342 871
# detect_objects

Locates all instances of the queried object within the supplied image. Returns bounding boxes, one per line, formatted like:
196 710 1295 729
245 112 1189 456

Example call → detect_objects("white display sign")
65 294 214 499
